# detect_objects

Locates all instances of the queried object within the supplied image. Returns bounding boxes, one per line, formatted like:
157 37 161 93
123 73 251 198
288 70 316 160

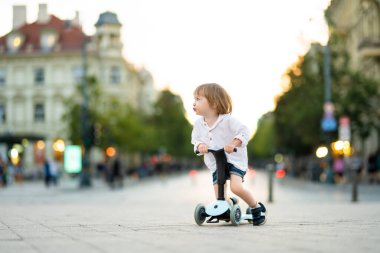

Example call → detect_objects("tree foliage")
63 79 193 157
273 45 325 155
334 72 380 140
271 40 380 156
247 112 276 158
150 89 193 157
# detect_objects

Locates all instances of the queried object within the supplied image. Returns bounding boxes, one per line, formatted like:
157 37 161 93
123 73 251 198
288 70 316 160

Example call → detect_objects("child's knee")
230 184 243 195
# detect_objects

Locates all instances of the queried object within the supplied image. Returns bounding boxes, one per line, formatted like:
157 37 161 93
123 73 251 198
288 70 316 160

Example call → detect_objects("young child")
191 83 267 226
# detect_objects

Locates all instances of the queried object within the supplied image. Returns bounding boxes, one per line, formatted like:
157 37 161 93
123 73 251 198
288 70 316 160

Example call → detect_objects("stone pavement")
0 170 379 253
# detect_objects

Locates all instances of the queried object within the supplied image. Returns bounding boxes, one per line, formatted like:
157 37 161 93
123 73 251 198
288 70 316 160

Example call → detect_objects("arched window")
34 103 45 122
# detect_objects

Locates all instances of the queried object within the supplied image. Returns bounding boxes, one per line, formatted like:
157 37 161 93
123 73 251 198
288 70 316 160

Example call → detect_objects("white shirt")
191 114 251 173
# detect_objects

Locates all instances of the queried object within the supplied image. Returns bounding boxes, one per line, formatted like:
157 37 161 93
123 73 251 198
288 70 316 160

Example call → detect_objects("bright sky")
0 0 331 135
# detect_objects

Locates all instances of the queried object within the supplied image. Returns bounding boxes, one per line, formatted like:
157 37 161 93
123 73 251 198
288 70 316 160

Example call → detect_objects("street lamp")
316 146 328 158
321 45 336 184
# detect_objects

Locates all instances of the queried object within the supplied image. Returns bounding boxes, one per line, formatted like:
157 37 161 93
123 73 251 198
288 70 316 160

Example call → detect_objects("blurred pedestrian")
191 83 267 226
43 159 51 187
370 148 380 184
109 155 123 189
49 159 59 186
333 155 345 184
14 162 24 183
0 155 7 187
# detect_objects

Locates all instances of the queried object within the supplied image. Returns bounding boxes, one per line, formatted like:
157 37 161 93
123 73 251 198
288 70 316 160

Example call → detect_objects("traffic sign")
339 116 351 141
321 117 337 132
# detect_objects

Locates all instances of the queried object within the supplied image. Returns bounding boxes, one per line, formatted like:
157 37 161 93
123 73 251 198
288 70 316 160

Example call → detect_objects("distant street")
1 170 380 253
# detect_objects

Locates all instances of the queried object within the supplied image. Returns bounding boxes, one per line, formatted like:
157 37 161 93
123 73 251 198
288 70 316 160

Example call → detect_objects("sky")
0 0 331 135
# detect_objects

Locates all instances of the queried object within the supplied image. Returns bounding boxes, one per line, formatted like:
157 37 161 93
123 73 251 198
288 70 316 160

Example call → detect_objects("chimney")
13 5 27 29
37 3 49 23
72 11 80 27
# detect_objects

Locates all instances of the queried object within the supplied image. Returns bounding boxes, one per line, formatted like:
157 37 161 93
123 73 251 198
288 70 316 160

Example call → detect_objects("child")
191 83 267 226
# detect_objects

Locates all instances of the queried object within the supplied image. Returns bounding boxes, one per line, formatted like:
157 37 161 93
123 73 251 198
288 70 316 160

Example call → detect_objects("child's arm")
191 122 207 154
225 116 251 153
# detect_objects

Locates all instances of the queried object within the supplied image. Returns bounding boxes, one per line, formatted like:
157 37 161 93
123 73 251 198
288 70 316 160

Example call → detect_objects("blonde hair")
194 83 232 114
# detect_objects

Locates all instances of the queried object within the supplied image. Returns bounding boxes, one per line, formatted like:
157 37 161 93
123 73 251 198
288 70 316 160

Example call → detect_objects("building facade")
326 0 380 154
0 4 156 174
327 0 380 80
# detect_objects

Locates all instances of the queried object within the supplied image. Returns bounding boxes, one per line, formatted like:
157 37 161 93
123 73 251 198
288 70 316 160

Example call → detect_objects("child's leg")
230 174 257 208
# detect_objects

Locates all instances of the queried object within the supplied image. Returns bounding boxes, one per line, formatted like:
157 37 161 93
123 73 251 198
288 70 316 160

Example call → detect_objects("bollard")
267 164 275 203
351 169 358 202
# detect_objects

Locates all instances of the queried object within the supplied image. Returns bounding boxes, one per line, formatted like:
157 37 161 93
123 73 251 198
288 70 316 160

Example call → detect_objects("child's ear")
209 101 217 109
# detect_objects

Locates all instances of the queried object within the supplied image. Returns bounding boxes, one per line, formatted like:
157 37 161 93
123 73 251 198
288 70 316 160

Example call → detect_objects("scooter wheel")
194 204 206 225
230 205 241 226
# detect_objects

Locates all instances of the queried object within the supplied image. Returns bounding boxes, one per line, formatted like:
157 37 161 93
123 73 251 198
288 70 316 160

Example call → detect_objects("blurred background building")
327 0 380 154
327 0 380 80
0 4 156 175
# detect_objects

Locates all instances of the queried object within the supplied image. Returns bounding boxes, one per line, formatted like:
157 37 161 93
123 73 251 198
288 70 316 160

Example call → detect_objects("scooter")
194 148 253 226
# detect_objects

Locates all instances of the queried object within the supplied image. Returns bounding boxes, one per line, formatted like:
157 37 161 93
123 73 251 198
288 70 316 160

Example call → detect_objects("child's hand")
224 144 236 154
197 143 208 154
225 138 241 153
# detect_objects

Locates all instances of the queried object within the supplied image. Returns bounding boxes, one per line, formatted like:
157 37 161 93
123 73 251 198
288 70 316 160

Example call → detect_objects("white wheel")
194 204 206 225
230 205 241 226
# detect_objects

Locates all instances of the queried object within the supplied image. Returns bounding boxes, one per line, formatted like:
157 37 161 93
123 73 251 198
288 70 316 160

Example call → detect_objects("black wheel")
246 207 253 223
194 204 206 225
230 197 239 205
230 205 241 226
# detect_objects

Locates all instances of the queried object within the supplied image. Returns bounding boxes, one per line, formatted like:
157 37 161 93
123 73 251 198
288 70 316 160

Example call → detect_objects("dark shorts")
212 163 246 185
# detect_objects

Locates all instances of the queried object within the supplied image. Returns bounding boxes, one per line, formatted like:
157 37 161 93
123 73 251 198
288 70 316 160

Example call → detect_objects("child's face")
193 94 214 116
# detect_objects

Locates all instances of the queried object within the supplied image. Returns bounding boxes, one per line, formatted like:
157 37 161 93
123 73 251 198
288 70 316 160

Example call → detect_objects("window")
0 68 5 86
40 30 57 52
110 66 120 84
34 103 45 122
0 104 5 124
34 67 45 85
6 32 24 53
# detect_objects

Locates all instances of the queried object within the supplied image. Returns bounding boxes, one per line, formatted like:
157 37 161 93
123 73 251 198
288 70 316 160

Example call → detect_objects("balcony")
358 38 380 58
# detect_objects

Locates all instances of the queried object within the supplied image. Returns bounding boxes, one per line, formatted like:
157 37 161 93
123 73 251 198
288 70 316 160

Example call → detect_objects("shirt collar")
202 114 229 130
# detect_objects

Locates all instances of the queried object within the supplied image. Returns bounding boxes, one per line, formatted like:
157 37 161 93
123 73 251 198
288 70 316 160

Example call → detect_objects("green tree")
334 72 380 142
64 79 194 157
273 45 325 155
150 89 193 157
247 112 276 159
63 76 155 153
63 76 101 148
273 40 380 156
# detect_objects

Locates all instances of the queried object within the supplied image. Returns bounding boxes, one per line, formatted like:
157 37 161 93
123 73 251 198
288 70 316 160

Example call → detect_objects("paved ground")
1 169 380 253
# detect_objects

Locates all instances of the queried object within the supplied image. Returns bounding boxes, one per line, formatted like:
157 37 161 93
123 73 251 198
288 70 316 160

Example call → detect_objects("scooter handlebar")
195 148 237 154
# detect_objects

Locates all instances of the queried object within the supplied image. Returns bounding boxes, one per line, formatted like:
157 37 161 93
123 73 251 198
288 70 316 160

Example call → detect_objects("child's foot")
251 202 267 226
